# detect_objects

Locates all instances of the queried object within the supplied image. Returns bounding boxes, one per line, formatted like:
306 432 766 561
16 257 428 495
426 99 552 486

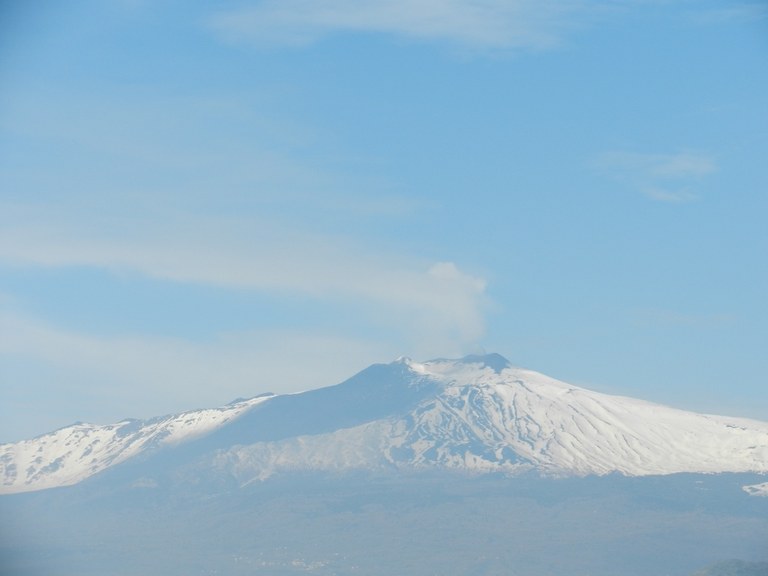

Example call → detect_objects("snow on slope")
743 482 768 497
215 357 768 483
0 395 272 494
3 355 768 494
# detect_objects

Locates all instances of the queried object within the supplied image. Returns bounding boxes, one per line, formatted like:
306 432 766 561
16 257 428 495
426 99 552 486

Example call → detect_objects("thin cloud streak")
599 151 716 179
642 187 698 204
209 0 589 51
596 151 717 203
0 204 489 354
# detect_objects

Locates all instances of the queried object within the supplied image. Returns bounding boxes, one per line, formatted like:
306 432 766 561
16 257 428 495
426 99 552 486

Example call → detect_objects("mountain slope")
216 356 768 483
0 395 272 493
2 354 768 494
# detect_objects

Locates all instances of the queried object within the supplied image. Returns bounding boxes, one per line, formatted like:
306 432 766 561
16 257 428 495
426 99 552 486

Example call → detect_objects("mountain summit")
3 354 768 494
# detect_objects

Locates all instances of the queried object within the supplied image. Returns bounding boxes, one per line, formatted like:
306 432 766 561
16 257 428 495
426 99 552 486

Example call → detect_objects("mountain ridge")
3 353 768 494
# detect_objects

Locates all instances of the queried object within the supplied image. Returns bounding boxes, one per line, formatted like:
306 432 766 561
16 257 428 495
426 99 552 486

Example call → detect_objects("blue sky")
1 0 767 442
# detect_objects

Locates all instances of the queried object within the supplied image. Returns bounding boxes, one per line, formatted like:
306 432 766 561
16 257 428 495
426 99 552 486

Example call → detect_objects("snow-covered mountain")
0 395 273 493
3 354 768 494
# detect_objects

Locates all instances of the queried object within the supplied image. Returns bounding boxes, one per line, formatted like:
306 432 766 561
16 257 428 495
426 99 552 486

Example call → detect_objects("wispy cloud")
0 80 492 442
1 83 487 352
596 151 717 203
0 221 487 440
640 187 697 204
0 203 489 355
209 0 589 51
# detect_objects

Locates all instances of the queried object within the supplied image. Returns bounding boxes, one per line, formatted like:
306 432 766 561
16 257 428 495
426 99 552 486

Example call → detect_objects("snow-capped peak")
2 354 768 495
216 356 768 483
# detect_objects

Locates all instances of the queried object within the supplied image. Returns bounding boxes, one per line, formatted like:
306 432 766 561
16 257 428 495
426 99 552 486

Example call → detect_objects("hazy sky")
1 1 767 442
